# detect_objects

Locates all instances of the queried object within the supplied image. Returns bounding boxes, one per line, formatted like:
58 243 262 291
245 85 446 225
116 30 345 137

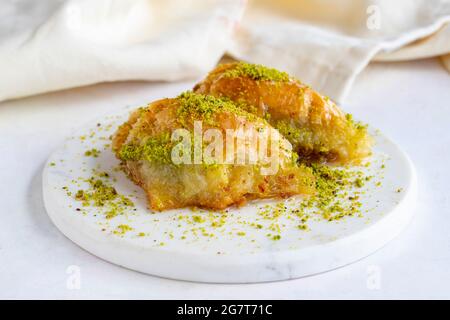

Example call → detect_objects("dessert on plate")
112 92 315 211
112 62 373 211
194 62 372 164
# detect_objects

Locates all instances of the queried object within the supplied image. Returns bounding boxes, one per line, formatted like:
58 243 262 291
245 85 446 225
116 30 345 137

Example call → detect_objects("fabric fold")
0 0 449 103
0 0 245 101
228 0 450 102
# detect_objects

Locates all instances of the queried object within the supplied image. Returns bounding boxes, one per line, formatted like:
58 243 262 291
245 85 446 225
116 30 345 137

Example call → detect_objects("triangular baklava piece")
194 62 372 164
113 92 315 211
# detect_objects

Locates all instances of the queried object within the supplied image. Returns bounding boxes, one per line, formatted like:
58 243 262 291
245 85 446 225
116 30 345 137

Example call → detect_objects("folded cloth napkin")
229 0 450 101
0 0 449 103
0 0 245 102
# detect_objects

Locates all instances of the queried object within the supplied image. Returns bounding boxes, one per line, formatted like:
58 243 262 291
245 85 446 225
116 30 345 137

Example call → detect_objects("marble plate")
43 107 417 283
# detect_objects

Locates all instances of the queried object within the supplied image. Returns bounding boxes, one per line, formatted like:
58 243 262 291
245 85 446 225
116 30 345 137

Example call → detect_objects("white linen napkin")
0 0 449 103
0 0 245 102
229 0 450 101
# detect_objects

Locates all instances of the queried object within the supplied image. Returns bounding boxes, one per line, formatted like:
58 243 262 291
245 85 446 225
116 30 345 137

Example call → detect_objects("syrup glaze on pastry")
112 92 315 211
194 62 372 164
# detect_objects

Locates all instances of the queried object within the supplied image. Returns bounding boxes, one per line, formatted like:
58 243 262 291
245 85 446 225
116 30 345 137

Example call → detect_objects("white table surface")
1 58 449 299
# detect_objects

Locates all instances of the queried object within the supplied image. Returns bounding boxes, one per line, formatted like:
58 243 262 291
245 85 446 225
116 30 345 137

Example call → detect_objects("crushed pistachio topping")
222 62 290 82
118 132 172 164
255 162 373 240
274 120 313 144
118 93 275 167
307 164 368 221
272 235 281 241
60 92 388 247
113 224 133 235
118 144 142 161
345 113 368 131
84 148 100 158
192 215 206 223
176 91 258 125
73 174 134 219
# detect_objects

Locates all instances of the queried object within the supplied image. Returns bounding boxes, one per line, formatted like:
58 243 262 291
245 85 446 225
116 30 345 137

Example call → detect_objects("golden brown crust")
194 62 372 164
112 108 140 154
112 94 315 211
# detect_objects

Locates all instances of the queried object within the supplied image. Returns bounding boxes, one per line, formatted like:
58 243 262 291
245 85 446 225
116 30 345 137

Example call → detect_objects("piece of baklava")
112 92 315 211
194 62 372 164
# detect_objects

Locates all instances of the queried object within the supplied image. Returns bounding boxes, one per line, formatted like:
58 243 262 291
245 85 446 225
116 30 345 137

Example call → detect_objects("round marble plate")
43 107 417 283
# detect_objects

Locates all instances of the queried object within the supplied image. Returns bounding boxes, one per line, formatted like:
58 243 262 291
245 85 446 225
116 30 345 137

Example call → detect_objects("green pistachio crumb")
113 224 133 235
84 148 100 158
223 62 290 82
192 215 205 223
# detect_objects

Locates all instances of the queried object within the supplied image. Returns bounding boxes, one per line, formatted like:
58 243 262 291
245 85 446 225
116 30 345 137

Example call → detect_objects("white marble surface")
1 58 449 298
